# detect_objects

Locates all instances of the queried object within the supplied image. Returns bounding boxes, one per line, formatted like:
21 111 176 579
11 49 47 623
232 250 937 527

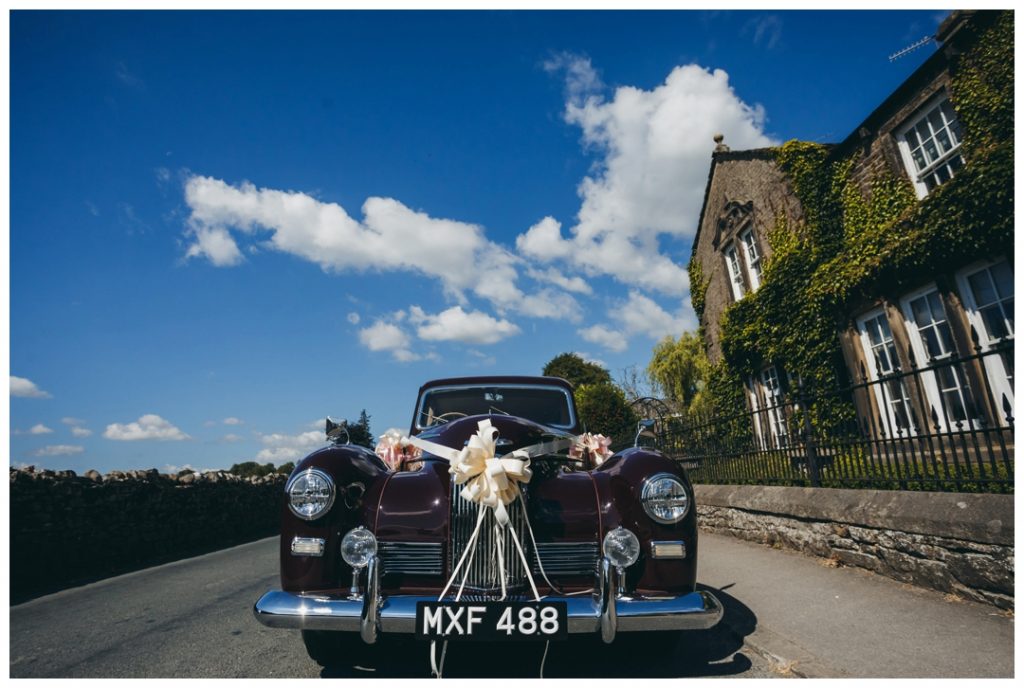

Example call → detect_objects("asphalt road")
9 536 782 679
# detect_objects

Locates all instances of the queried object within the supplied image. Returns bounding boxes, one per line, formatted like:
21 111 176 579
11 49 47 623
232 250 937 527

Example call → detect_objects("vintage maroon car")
253 376 722 665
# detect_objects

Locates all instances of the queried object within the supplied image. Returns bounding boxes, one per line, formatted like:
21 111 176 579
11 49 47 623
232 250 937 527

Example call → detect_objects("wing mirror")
634 418 657 448
326 417 350 445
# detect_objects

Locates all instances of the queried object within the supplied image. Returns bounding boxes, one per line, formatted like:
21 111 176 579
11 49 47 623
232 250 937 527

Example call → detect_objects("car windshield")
417 385 574 429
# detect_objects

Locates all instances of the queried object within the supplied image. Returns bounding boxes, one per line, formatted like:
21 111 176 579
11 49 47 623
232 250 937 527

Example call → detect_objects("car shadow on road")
319 584 758 678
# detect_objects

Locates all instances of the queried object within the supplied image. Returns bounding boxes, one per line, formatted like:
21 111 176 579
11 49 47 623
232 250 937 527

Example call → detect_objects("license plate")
415 601 568 642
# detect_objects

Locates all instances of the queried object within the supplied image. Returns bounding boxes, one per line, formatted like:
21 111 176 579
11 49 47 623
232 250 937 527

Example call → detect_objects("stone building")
690 10 1013 449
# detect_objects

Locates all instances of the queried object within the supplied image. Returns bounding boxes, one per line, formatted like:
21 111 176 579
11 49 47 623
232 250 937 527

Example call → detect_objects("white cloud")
410 305 521 345
347 312 361 324
31 445 84 457
184 225 244 266
164 463 219 475
255 447 304 463
183 177 574 320
104 414 190 441
61 417 85 426
523 56 777 296
358 320 421 361
613 290 697 340
11 376 51 399
256 429 324 463
575 351 607 368
744 14 784 50
359 321 409 351
29 424 54 435
467 349 497 367
578 324 628 353
223 417 244 426
526 267 592 295
71 427 93 438
222 433 243 443
581 291 697 352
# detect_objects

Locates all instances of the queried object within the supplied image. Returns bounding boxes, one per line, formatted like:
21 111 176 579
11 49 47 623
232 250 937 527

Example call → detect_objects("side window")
956 259 1015 423
739 228 762 291
857 309 915 437
900 287 973 429
724 244 747 301
895 92 965 199
758 365 789 447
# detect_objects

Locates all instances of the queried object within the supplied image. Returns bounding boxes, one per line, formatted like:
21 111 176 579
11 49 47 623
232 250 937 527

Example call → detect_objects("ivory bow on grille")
449 419 532 526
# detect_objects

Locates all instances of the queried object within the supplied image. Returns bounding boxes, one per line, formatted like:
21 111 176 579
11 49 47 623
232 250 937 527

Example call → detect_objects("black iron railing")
648 340 1014 493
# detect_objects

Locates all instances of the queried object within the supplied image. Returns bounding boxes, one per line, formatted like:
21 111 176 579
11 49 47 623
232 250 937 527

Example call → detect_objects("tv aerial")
889 35 935 62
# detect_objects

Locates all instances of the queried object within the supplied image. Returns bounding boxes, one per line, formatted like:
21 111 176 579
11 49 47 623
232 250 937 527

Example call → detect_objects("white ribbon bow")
406 418 571 524
449 419 532 525
406 420 579 679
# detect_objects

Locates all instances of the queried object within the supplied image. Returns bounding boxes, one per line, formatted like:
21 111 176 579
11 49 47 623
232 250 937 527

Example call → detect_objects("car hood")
413 413 575 455
374 414 599 542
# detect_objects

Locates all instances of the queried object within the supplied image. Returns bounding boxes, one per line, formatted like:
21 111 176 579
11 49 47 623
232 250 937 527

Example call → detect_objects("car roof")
416 375 574 395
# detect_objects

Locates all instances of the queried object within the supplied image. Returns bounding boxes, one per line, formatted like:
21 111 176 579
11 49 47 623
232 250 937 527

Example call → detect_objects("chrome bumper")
253 556 723 643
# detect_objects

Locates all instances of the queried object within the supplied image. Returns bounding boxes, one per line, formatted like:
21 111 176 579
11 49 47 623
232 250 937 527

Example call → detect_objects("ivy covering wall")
693 11 1013 426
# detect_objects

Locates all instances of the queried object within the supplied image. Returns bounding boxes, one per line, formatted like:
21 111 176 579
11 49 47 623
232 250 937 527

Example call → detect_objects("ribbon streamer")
411 420 572 678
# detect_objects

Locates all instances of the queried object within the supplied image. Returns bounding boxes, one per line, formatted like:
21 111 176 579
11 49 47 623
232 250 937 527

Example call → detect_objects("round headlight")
286 468 335 521
641 473 690 524
341 526 377 569
602 527 640 569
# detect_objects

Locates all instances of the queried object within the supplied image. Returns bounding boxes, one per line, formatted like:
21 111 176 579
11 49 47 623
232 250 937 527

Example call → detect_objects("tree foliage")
575 382 640 451
647 332 712 415
543 352 612 388
347 409 374 449
228 461 279 478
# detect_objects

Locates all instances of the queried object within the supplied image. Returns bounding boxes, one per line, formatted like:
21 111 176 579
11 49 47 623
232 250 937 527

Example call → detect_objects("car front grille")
378 541 444 576
532 542 600 577
449 480 531 595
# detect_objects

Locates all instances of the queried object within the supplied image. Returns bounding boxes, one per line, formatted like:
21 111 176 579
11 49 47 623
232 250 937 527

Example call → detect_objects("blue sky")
9 9 949 473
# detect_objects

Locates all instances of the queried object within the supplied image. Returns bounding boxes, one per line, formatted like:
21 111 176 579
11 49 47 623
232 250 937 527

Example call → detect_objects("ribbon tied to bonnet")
405 419 574 677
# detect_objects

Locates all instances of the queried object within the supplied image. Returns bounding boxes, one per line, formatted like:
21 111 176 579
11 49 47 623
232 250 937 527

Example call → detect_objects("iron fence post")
799 379 821 487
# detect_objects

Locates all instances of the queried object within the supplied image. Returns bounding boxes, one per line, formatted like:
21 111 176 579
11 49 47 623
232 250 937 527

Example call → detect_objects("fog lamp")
341 526 377 569
602 527 640 569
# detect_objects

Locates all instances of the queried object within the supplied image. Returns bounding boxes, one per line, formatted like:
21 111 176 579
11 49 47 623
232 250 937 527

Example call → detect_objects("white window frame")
724 243 747 301
898 284 976 431
895 90 965 199
955 258 1015 424
747 375 765 448
856 307 916 438
739 228 762 291
758 365 789 447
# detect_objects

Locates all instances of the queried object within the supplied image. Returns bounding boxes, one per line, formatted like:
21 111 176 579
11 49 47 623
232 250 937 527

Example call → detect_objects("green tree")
647 332 712 415
543 352 612 388
277 461 295 475
347 409 374 449
228 461 276 478
575 382 640 451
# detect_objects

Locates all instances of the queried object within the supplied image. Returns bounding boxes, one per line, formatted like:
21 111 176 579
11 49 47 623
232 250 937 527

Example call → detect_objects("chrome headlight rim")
641 472 690 524
285 467 336 521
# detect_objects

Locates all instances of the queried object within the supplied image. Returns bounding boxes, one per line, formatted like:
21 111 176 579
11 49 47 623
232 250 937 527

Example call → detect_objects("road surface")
9 536 781 679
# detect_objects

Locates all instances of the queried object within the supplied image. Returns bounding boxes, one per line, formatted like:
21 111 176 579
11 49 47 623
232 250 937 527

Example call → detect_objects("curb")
719 616 846 679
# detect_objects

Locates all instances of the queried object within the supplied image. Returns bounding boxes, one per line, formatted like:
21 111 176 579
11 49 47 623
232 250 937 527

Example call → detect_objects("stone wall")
10 466 287 602
695 484 1014 609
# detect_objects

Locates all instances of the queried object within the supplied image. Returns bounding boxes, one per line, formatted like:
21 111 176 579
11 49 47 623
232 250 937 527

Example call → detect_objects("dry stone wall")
695 484 1014 609
10 466 287 602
